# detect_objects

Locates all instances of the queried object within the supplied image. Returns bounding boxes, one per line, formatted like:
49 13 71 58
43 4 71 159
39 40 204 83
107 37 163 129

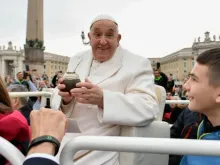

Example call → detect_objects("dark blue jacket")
171 107 204 139
180 119 220 165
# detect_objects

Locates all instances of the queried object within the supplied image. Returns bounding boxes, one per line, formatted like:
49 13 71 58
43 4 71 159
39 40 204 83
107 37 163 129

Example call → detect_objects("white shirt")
89 59 101 76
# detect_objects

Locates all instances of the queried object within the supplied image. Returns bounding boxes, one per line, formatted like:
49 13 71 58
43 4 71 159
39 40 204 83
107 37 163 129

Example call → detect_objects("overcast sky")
1 0 220 58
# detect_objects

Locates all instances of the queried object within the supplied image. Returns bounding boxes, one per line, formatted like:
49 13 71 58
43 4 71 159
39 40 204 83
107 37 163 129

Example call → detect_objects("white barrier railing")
60 136 220 165
165 100 189 104
0 137 25 165
9 91 52 97
9 91 190 104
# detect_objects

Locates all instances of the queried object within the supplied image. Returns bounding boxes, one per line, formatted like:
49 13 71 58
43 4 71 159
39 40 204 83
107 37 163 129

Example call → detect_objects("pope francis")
56 14 159 165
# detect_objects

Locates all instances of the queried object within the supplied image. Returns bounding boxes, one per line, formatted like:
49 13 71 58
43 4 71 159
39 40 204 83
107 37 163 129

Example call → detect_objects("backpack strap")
197 120 204 139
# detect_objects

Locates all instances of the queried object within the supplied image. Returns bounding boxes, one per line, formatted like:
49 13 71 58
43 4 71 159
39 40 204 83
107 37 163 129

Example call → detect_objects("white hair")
7 84 28 106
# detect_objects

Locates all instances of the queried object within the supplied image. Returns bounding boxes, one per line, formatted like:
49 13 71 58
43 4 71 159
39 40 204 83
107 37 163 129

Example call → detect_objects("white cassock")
54 46 159 165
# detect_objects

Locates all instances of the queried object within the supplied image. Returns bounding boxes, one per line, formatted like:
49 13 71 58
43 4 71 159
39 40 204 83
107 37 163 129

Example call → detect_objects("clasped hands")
58 78 103 108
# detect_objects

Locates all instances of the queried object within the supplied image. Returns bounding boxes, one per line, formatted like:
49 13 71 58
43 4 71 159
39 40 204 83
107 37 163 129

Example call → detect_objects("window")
192 61 195 67
184 62 187 67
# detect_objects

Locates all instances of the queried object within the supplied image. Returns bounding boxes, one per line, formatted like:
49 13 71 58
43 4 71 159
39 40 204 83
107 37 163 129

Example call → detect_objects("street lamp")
81 31 90 45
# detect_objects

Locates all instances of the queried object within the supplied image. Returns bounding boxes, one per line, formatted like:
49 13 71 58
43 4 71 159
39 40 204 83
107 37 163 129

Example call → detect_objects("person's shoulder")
183 107 202 122
0 111 30 140
3 110 28 127
70 49 91 60
22 80 29 84
122 48 146 60
13 81 19 84
121 47 151 67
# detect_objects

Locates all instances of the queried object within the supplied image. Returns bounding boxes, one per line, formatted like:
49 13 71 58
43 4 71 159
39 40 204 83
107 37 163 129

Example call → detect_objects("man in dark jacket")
167 74 175 92
154 69 167 89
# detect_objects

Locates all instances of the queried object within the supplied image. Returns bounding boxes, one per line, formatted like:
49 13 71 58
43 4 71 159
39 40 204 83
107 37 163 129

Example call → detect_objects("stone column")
2 60 6 78
24 0 45 74
0 59 3 78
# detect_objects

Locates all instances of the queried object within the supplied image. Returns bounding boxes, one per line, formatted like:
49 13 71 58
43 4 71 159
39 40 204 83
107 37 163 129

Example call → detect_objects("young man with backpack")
180 48 220 165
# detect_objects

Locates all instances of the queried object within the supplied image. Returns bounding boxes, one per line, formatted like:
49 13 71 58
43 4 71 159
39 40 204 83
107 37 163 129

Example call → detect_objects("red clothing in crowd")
0 110 30 148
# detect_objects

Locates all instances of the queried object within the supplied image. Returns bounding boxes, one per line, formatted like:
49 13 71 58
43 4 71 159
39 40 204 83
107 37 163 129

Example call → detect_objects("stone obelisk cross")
24 0 45 73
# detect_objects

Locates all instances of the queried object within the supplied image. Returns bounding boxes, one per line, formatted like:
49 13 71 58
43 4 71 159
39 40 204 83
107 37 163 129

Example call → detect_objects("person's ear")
88 32 91 40
11 97 18 109
117 34 121 46
216 95 220 103
215 88 220 103
15 97 20 105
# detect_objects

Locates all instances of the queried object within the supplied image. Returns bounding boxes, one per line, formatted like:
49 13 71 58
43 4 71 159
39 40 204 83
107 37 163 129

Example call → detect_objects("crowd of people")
0 14 220 165
154 68 189 125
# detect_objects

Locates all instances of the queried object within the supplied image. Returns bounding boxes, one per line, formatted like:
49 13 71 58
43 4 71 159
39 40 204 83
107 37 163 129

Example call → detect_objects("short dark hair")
196 48 220 87
16 71 22 76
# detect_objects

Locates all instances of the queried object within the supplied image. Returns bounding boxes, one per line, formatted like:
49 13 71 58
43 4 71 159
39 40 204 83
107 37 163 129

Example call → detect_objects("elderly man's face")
88 20 121 62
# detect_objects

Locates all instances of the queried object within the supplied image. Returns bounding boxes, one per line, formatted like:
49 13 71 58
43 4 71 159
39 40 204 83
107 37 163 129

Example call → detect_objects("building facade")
44 52 70 79
0 41 70 80
148 58 161 70
0 42 24 79
159 48 194 81
149 32 220 83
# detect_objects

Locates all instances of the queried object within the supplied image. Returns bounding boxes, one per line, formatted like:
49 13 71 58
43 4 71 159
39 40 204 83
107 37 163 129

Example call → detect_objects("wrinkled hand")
71 78 103 108
30 108 67 142
57 78 74 104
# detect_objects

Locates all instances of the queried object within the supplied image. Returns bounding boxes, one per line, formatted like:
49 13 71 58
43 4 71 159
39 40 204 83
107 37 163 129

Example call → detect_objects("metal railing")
165 100 189 104
9 91 52 98
60 136 220 165
8 91 190 104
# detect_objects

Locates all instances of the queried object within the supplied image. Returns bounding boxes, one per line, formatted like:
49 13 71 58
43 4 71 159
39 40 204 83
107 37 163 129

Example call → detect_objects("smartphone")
25 65 30 71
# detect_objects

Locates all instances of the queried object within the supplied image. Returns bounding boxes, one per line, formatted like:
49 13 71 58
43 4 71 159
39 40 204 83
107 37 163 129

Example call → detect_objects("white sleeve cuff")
25 153 59 164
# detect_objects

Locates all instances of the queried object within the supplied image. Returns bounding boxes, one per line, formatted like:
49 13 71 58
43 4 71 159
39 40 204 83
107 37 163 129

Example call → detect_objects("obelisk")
24 0 45 73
